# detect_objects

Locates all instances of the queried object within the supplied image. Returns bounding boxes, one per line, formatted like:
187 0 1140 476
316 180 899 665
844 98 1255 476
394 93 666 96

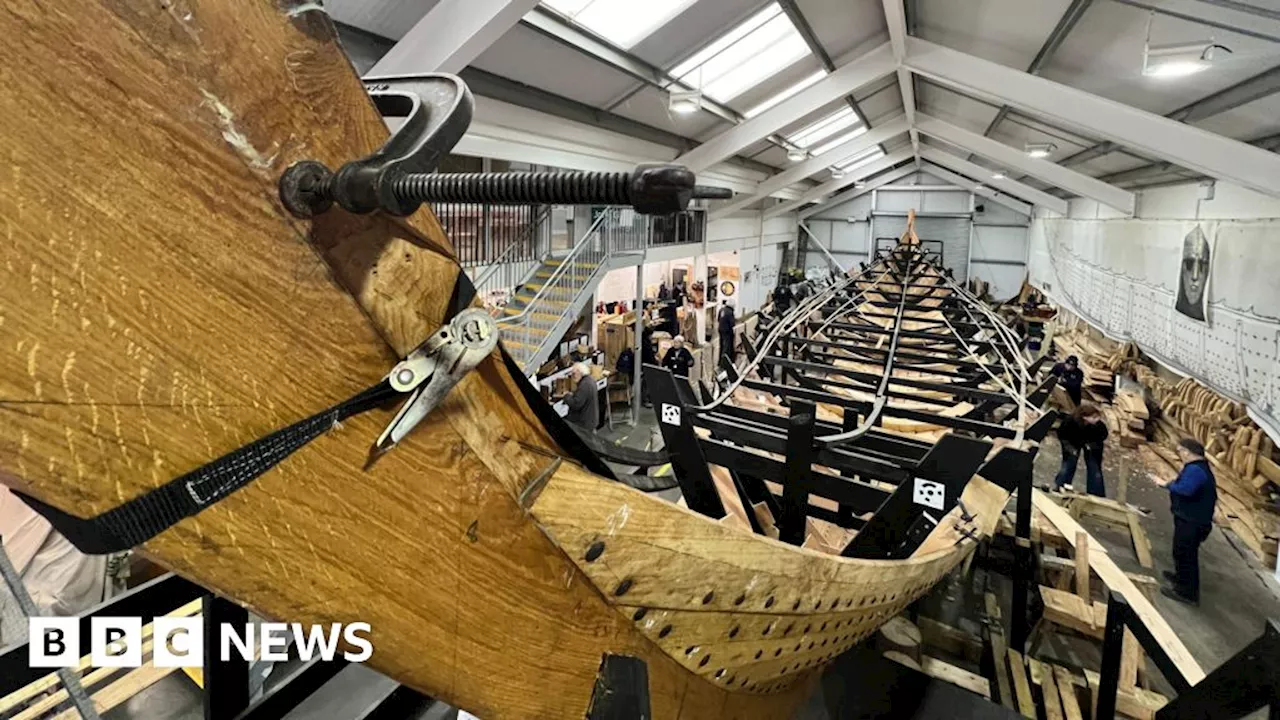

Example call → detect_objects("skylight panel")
670 3 811 102
810 126 868 156
542 0 699 49
835 147 885 171
743 70 826 118
788 107 859 149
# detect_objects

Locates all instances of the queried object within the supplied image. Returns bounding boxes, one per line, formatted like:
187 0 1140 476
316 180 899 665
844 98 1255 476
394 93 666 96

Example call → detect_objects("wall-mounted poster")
1175 224 1212 323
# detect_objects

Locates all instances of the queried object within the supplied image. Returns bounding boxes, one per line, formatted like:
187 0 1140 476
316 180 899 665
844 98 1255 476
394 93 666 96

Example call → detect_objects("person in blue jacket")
1154 438 1218 605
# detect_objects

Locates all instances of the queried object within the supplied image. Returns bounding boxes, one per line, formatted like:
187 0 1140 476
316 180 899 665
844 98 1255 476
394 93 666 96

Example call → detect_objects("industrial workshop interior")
5 0 1280 719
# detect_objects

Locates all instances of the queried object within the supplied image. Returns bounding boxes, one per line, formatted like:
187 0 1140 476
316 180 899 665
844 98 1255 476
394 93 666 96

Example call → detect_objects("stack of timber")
1024 492 1205 719
1050 316 1132 401
1132 367 1280 567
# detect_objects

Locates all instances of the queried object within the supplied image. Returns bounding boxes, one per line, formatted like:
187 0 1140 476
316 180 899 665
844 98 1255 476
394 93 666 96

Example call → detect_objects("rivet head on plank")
765 596 775 608
659 625 672 638
728 625 739 638
632 608 647 621
702 591 714 605
584 541 605 562
614 577 634 596
734 594 745 606
699 655 710 667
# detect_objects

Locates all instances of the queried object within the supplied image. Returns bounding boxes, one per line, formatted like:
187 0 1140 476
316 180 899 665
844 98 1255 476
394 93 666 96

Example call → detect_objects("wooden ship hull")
0 3 1056 718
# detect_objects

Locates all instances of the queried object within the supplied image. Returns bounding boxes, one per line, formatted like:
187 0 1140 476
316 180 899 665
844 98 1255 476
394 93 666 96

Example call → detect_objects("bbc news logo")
29 618 373 668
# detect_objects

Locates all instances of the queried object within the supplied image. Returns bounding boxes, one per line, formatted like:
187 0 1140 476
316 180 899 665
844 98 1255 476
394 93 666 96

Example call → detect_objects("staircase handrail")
471 204 552 290
496 207 618 326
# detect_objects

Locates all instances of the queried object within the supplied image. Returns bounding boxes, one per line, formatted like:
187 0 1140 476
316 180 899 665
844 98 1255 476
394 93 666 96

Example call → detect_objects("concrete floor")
92 403 1280 720
1033 431 1280 673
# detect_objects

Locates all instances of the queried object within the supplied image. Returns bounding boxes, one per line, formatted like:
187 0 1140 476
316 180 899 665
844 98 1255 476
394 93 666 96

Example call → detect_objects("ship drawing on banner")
1175 224 1211 323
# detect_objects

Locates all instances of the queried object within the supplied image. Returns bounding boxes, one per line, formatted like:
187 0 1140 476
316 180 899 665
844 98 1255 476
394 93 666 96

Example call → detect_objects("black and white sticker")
912 478 946 511
661 403 682 426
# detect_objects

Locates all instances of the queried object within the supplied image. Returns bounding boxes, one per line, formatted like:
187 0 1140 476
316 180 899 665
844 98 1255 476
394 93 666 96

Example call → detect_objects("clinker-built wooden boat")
0 3 1057 717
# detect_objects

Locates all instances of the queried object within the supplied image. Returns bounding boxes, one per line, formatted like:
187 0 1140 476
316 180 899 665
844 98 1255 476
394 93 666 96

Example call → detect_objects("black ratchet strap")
17 381 398 555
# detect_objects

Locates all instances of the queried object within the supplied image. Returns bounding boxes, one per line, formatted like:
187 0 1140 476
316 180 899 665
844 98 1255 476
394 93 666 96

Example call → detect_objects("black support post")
644 364 725 519
1095 592 1130 720
204 595 251 720
779 400 817 545
1011 446 1035 651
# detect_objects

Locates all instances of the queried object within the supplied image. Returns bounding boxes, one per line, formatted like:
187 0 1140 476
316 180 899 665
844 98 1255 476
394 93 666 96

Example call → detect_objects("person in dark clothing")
1155 438 1217 605
662 335 695 378
717 301 736 362
660 300 679 335
657 282 670 301
1051 355 1085 407
639 329 659 408
1054 403 1108 496
773 282 794 316
563 362 599 429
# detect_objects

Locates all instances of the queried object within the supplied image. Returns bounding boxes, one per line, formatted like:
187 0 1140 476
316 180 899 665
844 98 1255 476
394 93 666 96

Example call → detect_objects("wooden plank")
1040 585 1105 640
1258 454 1280 486
1032 491 1206 684
1128 514 1154 569
920 656 991 699
989 626 1016 710
1041 663 1065 720
1119 629 1142 692
1026 657 1046 685
1084 669 1168 720
1052 666 1085 720
917 617 984 664
48 663 178 720
1074 531 1090 602
1007 649 1036 719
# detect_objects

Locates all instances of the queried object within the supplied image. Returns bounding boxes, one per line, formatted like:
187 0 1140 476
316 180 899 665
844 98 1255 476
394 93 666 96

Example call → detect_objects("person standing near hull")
1054 403 1108 496
1155 438 1217 606
717 301 735 363
1051 355 1085 407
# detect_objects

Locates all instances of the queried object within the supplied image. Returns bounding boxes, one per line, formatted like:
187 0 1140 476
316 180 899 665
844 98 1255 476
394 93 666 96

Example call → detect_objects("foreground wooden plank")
1006 649 1036 719
1128 514 1154 568
920 656 990 699
1052 665 1085 720
1032 491 1205 684
1040 664 1065 720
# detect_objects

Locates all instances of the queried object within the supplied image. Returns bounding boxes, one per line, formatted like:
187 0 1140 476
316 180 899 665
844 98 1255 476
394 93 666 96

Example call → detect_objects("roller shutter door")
870 214 971 281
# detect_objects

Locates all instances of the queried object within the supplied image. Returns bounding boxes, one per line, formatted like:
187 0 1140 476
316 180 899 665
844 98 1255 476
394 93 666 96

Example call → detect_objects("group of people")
1050 355 1217 606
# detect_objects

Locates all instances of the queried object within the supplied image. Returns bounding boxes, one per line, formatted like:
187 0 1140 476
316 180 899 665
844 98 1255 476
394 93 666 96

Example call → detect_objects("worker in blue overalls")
1154 438 1218 606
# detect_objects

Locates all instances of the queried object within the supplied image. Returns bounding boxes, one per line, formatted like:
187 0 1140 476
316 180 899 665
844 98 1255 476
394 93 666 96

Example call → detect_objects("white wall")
800 171 1029 292
1028 180 1280 439
972 201 1031 300
707 214 793 314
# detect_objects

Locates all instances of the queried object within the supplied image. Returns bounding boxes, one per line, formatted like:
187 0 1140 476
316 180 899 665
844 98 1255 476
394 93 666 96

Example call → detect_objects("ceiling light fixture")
830 168 846 179
992 171 1006 180
669 89 703 114
787 148 807 162
1141 12 1230 79
1025 142 1056 159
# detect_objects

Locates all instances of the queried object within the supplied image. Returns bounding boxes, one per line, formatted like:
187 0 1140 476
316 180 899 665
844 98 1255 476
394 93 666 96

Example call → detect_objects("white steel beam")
708 115 909 219
880 0 920 155
915 114 1135 213
905 37 1280 198
799 163 920 219
919 162 1033 217
675 43 896 173
368 0 542 76
921 147 1069 214
765 148 914 218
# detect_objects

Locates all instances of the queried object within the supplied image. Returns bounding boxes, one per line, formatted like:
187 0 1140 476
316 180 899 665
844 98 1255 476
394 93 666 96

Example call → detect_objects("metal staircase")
497 207 651 373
